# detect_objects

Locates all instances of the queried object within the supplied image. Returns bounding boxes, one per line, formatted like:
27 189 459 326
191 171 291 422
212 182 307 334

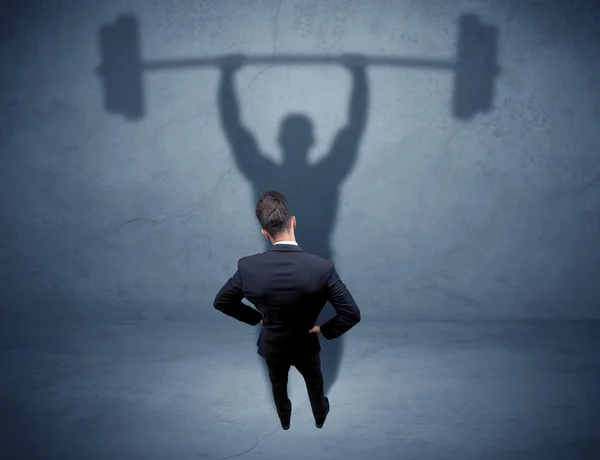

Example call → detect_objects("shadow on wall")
95 13 500 395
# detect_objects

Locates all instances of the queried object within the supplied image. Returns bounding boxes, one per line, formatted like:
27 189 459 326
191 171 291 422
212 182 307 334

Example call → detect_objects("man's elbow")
213 296 225 312
350 307 361 326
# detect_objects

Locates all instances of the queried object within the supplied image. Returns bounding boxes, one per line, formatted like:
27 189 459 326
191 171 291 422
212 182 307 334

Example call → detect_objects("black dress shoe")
315 397 330 429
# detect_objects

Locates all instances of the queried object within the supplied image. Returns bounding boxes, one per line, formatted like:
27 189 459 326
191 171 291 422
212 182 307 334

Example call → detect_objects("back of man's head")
255 191 292 238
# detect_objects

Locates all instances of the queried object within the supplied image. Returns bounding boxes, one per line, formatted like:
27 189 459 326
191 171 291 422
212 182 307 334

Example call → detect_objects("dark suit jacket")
213 243 361 360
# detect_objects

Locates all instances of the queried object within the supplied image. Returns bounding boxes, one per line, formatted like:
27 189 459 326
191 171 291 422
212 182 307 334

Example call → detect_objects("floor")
1 310 599 460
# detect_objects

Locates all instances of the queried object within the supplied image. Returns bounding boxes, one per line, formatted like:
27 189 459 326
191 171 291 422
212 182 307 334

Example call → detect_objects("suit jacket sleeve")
213 262 263 326
319 263 361 340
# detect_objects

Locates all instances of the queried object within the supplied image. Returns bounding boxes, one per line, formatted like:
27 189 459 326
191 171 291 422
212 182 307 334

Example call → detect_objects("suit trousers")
265 351 328 423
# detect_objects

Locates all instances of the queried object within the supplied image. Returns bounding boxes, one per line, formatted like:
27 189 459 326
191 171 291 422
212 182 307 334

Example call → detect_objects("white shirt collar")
274 241 298 246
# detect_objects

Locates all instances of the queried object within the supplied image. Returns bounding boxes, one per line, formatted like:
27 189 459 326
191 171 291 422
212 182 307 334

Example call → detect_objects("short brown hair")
255 191 292 238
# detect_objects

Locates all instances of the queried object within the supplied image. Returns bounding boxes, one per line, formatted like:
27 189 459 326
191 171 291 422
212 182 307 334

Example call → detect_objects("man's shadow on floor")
216 55 369 395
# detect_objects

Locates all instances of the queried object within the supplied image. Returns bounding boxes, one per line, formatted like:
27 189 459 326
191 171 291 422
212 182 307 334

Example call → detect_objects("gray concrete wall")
1 0 599 320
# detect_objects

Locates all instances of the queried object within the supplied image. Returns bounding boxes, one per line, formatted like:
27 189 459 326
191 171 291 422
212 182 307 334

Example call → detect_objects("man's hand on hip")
309 325 321 335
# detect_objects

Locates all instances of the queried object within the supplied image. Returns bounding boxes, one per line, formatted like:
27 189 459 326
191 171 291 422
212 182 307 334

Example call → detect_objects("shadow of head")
277 113 315 164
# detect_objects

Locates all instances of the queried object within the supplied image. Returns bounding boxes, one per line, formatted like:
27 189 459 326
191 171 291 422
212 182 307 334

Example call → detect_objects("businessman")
213 191 361 430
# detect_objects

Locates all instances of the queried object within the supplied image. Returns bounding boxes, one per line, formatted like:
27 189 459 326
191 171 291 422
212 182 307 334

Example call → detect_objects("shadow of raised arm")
317 55 369 181
217 56 275 180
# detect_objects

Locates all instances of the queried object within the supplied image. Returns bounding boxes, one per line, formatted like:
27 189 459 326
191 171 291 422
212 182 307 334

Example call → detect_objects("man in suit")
213 191 361 430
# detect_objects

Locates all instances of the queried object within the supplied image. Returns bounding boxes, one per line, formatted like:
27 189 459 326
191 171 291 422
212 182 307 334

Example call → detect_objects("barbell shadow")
97 13 500 121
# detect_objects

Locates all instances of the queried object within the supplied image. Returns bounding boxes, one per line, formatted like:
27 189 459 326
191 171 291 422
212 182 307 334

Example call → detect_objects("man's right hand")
309 325 321 335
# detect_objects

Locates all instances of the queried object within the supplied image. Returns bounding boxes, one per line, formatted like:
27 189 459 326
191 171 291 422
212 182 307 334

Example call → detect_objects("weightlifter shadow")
216 54 369 396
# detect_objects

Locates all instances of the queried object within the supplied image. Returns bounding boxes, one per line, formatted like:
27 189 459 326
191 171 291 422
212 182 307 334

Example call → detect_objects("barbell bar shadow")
97 14 500 121
123 54 457 70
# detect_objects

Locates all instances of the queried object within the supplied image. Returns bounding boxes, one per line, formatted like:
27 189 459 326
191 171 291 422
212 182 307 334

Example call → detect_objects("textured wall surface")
1 0 599 320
